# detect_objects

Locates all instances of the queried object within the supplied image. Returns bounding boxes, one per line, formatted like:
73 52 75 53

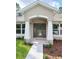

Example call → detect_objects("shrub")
44 43 52 49
44 54 48 59
16 37 22 39
43 45 48 48
16 36 24 40
48 43 52 48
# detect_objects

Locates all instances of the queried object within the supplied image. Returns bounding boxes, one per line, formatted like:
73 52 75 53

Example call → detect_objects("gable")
24 4 55 14
20 1 58 14
23 4 56 20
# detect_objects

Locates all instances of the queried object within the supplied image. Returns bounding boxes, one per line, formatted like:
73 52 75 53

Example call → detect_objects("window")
16 24 21 28
16 24 21 34
22 24 25 34
16 30 21 34
22 24 25 28
53 23 62 35
60 24 62 27
22 29 25 34
53 24 59 35
16 13 22 16
16 24 25 34
60 24 62 35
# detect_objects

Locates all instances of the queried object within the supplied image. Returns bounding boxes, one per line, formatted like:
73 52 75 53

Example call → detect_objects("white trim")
53 21 62 24
16 34 24 38
47 20 53 40
53 35 62 40
24 21 31 39
16 22 25 24
28 15 48 20
21 24 22 35
58 23 60 35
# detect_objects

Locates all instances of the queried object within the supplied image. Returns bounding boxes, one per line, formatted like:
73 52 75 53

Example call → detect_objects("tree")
16 3 20 11
59 7 62 14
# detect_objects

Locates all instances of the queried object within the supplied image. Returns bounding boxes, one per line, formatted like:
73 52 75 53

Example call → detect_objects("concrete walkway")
25 42 43 59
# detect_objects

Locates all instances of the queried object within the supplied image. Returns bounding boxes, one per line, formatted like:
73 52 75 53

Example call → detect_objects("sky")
16 0 62 9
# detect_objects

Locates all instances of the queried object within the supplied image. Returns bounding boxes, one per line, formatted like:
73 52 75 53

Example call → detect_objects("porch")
24 16 53 44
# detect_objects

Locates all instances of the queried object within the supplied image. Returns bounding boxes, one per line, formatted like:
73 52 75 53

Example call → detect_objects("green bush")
43 54 48 59
43 45 48 48
16 37 22 39
16 36 24 40
48 43 52 48
44 43 52 49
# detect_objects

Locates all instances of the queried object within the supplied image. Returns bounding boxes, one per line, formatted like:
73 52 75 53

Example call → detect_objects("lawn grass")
16 39 32 59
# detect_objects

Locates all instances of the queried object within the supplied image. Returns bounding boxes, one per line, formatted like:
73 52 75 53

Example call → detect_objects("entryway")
33 23 46 38
25 15 53 44
30 17 47 39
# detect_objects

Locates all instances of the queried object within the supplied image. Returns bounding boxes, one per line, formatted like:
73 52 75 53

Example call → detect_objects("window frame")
53 24 59 35
60 24 62 35
16 23 25 34
16 24 21 34
53 23 62 35
22 24 25 34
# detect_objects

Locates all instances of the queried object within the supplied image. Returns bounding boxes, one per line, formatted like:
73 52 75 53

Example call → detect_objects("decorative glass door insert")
33 23 46 38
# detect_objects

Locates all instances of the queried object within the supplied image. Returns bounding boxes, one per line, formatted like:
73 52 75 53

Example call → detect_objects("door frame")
33 23 47 38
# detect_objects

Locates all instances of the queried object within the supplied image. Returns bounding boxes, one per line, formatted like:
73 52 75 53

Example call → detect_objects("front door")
33 23 46 38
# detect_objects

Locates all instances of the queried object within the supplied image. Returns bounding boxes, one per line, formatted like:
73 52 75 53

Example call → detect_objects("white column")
59 24 60 35
21 24 22 37
47 20 53 44
24 21 30 40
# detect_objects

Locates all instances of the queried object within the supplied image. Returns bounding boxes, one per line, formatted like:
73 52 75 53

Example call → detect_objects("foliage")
16 36 24 40
48 43 52 48
59 7 62 14
16 3 20 11
44 43 52 49
43 54 48 59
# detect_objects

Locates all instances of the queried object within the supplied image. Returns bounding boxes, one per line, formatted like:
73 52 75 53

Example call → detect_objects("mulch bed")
43 40 62 59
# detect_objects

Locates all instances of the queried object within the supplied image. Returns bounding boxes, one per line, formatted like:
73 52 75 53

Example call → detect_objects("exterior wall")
16 16 25 22
53 14 62 21
23 5 56 21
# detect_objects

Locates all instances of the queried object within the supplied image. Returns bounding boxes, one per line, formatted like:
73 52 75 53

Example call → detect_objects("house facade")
16 1 62 44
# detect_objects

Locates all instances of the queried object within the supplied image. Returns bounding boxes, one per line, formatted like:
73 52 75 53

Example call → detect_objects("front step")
25 39 51 45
